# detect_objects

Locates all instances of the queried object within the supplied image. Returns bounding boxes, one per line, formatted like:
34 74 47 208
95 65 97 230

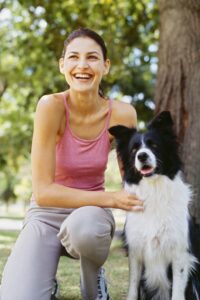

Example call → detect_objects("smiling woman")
0 28 141 300
59 28 110 99
59 36 110 95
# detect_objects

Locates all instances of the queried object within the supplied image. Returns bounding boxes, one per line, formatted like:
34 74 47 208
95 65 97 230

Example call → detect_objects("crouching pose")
0 28 144 300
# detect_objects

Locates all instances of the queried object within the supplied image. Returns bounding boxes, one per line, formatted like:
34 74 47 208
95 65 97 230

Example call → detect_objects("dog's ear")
147 111 173 131
108 125 136 141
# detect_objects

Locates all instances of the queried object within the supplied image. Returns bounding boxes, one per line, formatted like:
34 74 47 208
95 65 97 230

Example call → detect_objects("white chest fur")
124 173 191 267
124 174 196 300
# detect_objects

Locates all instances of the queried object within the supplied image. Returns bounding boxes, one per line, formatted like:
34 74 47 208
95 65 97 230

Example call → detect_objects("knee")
58 207 113 260
80 223 111 249
72 223 112 264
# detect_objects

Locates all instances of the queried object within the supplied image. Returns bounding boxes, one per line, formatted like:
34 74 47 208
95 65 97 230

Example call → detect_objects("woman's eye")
68 55 78 59
88 55 98 60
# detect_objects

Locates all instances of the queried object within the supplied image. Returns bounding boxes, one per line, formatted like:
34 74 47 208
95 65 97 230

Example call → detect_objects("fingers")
124 193 144 212
120 200 144 212
131 205 144 212
112 190 144 212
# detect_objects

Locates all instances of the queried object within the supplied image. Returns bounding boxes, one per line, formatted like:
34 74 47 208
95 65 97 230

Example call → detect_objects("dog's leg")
127 255 142 300
171 252 191 300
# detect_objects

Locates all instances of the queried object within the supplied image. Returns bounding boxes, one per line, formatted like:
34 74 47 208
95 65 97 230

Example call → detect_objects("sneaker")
51 278 60 300
96 268 110 300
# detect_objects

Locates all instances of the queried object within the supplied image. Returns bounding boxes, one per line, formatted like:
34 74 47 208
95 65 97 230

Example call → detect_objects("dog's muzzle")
135 149 156 177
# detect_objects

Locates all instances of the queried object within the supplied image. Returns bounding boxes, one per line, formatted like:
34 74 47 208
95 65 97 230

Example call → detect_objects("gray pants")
0 205 115 300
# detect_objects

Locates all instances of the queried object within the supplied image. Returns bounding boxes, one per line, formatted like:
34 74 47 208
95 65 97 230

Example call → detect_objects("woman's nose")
77 58 88 68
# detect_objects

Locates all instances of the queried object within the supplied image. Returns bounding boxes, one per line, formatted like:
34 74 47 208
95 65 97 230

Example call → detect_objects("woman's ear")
103 59 110 75
59 58 64 74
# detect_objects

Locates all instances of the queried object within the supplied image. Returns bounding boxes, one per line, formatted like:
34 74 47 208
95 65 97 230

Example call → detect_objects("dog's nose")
138 152 148 162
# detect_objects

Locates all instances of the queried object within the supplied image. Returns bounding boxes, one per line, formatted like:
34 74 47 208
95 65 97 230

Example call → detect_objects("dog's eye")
131 143 140 153
151 143 157 149
146 139 158 149
132 148 137 154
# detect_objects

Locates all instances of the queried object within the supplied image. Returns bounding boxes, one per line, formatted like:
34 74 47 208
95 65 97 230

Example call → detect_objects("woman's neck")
68 89 102 115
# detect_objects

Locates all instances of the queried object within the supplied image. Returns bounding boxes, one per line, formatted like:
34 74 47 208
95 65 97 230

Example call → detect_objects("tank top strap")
62 92 70 120
105 99 112 128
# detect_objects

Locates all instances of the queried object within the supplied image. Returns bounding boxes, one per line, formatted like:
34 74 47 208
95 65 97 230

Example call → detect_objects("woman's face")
59 37 110 94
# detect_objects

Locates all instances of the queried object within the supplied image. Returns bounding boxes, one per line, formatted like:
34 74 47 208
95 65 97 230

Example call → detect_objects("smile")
73 73 93 80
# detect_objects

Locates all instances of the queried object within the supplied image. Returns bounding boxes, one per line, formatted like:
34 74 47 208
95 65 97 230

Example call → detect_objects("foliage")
0 0 158 203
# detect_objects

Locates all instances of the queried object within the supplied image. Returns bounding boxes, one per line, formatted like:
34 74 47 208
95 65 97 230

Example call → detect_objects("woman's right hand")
111 190 144 212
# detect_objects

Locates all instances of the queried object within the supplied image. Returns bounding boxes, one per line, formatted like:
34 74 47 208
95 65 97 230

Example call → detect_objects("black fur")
109 111 200 300
109 111 182 184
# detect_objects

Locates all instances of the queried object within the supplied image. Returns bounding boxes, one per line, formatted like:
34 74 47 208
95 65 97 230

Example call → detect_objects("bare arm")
111 101 137 179
31 95 143 211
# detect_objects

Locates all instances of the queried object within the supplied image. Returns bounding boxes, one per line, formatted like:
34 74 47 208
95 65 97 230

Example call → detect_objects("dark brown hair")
61 28 107 61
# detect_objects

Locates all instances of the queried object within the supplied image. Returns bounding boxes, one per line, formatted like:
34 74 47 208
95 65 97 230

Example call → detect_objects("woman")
1 28 143 300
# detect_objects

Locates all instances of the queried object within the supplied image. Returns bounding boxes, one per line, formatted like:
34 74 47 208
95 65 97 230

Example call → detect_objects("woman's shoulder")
36 92 66 114
110 100 137 128
34 92 67 132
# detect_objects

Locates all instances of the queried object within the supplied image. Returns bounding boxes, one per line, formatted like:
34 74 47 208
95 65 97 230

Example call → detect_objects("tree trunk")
155 0 200 223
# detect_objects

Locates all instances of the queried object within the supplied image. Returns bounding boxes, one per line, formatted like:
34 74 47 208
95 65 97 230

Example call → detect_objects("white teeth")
74 73 92 79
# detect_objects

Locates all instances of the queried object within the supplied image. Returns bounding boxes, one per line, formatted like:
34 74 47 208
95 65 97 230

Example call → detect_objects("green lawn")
0 230 129 300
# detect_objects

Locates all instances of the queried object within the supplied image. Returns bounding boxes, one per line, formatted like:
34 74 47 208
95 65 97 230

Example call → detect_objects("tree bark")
155 0 200 222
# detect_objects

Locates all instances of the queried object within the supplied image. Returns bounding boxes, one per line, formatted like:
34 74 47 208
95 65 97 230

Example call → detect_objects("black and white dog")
109 111 200 300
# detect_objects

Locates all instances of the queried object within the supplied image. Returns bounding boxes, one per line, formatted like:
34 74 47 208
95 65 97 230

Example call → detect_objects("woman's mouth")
73 73 93 81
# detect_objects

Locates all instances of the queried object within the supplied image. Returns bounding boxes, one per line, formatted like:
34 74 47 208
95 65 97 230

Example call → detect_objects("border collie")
109 111 200 300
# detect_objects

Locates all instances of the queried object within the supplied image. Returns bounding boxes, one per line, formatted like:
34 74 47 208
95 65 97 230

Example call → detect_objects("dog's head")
109 111 182 184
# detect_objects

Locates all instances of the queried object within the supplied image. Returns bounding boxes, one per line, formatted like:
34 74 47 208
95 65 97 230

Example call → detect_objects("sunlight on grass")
0 235 14 242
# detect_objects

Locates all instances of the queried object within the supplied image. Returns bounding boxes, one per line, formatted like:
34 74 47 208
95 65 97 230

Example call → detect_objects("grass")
0 230 129 300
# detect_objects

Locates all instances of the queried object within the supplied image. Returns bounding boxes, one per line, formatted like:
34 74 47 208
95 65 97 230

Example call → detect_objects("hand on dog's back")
110 190 144 212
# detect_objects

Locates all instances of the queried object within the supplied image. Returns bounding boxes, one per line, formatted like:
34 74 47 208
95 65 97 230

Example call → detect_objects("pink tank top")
54 94 112 191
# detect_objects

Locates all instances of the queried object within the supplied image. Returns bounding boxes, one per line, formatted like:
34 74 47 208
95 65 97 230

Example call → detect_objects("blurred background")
1 1 200 298
0 0 158 216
